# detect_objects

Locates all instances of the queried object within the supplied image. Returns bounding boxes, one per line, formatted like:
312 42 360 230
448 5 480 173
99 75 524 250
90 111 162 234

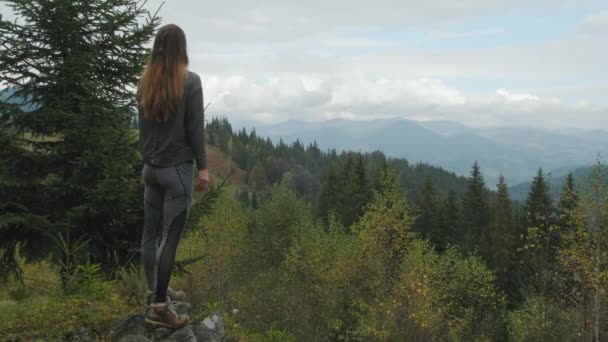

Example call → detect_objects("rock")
192 313 224 342
112 336 152 342
158 328 197 342
110 313 149 339
63 327 96 341
108 303 225 342
1 331 44 342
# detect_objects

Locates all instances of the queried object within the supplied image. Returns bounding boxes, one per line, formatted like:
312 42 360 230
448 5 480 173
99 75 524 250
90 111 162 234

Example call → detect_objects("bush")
507 295 580 342
115 263 148 307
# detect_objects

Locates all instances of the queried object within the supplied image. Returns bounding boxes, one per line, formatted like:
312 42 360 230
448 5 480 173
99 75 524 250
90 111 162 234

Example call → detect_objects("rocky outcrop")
1 304 226 342
108 303 225 342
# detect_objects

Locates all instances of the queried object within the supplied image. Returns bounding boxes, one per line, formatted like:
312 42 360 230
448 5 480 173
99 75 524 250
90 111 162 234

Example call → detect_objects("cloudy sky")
2 1 607 130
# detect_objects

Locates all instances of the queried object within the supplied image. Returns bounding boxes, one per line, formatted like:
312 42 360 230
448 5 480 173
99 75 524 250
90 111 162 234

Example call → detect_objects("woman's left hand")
195 169 209 192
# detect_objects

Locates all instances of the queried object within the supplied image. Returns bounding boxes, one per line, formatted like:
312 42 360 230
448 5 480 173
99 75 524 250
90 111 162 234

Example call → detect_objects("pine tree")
317 164 340 223
414 176 439 245
337 155 357 227
353 154 371 214
461 161 490 252
557 172 579 234
488 175 520 304
438 189 461 250
0 0 160 278
487 175 515 263
520 168 559 324
330 154 372 230
342 154 371 228
525 168 554 231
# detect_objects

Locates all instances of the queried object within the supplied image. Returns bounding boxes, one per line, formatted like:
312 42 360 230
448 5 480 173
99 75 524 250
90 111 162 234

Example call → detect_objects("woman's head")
137 24 189 122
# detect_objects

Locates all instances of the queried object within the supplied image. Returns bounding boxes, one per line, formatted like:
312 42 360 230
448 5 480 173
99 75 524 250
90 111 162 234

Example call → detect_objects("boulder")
108 303 225 342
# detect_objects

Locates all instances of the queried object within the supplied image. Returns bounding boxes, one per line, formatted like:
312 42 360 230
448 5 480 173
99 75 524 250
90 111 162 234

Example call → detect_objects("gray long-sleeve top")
138 71 207 171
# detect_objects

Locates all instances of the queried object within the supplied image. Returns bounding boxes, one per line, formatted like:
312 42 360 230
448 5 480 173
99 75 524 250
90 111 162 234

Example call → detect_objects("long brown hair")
137 24 189 122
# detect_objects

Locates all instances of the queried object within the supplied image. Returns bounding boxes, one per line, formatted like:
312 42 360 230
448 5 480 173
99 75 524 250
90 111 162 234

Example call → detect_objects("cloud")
496 89 541 102
1 0 606 130
204 73 606 129
578 10 608 35
145 0 601 43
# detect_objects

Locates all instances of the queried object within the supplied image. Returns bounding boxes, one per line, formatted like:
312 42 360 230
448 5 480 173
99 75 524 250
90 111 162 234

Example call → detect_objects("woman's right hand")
195 169 209 192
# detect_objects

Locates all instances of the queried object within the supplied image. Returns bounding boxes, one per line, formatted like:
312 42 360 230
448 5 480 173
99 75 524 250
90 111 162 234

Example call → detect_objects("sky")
1 1 607 130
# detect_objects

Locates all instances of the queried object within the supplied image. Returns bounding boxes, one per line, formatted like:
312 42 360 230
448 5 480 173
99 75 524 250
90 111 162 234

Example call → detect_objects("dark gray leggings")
141 161 193 303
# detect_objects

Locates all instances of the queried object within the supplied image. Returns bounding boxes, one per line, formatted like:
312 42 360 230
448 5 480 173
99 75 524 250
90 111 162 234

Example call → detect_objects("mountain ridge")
252 117 607 186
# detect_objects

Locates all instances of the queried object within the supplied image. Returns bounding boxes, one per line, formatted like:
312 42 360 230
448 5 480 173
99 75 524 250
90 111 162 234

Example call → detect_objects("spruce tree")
337 154 357 227
489 175 520 304
487 175 515 264
317 164 339 223
461 161 490 252
521 168 559 308
0 0 160 278
353 154 371 209
438 189 461 250
557 172 579 234
333 154 371 230
414 176 439 245
525 168 554 231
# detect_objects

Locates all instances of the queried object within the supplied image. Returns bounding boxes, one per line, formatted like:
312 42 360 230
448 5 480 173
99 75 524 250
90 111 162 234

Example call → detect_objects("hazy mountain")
254 118 607 186
0 86 37 111
508 166 608 203
417 120 473 136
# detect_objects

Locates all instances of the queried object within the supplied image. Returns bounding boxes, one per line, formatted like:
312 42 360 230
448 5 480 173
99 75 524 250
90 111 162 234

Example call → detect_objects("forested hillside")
206 117 474 200
254 118 608 185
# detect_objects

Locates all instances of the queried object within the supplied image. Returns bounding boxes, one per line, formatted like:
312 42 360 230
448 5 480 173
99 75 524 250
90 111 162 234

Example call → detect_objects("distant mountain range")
508 165 608 203
0 86 37 111
253 118 608 188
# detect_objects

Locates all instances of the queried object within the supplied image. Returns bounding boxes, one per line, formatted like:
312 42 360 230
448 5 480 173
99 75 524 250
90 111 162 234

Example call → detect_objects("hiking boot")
146 288 187 305
167 287 186 302
145 298 190 329
146 291 156 306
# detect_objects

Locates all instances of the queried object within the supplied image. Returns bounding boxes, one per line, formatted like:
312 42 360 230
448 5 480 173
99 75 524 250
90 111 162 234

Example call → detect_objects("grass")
0 259 137 340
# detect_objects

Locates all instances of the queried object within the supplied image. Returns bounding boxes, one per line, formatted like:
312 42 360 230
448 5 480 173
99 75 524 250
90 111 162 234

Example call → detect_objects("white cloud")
578 10 608 35
203 73 606 130
2 0 606 129
145 0 599 43
496 89 541 102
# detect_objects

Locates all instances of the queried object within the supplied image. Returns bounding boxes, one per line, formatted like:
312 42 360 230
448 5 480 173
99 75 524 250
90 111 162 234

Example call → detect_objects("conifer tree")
438 189 461 250
415 176 439 245
557 172 579 234
488 175 519 303
525 168 554 232
317 164 340 223
461 161 490 252
0 0 160 278
337 155 357 227
353 154 371 211
331 154 372 230
520 168 559 322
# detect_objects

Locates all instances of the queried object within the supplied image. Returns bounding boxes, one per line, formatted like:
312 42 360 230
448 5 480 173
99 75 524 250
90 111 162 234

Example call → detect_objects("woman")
136 23 209 329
